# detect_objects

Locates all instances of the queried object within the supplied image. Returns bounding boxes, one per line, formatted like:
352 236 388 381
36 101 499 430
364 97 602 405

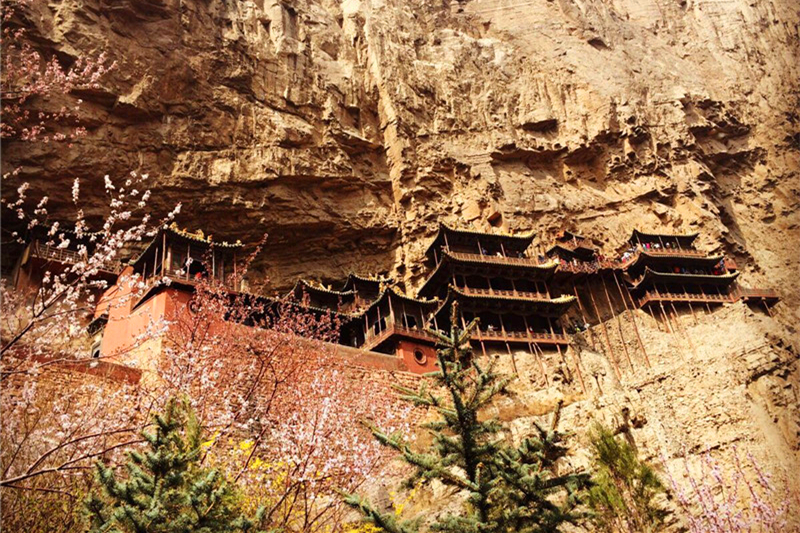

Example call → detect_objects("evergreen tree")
585 424 669 533
344 303 590 533
84 398 263 533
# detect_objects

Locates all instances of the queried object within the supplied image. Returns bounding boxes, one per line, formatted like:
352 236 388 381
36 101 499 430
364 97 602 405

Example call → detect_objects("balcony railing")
637 291 736 306
447 251 548 268
555 260 602 274
634 245 708 258
362 322 439 351
31 242 123 273
737 288 779 300
457 286 549 300
473 328 569 345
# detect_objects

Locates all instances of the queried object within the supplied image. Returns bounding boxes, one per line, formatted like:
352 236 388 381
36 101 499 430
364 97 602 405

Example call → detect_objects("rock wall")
4 0 799 295
2 0 799 518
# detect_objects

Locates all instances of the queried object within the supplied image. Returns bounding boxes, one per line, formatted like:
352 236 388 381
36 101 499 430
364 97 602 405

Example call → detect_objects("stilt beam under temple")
528 341 549 386
602 274 633 372
670 301 697 358
586 279 621 380
573 280 595 349
645 304 661 332
683 284 698 325
498 313 518 375
613 271 650 368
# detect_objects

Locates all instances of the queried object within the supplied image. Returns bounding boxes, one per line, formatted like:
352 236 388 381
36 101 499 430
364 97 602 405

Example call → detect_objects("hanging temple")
10 222 780 376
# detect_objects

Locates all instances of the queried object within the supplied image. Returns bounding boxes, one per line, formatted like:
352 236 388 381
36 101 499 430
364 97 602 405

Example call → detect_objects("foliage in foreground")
585 424 669 533
84 397 263 533
344 303 590 533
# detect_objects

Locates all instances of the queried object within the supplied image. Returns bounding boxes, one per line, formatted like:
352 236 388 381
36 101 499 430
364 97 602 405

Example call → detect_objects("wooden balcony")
637 291 736 307
447 251 550 268
738 287 780 303
362 323 439 351
473 328 570 346
555 261 601 274
31 242 123 273
457 286 550 300
634 246 708 258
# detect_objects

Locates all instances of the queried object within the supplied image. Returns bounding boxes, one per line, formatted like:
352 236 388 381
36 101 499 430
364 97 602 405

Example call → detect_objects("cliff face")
6 0 799 295
3 0 799 511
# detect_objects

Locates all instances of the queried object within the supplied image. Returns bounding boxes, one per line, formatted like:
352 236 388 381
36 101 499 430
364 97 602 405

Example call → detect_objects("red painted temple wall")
396 340 439 374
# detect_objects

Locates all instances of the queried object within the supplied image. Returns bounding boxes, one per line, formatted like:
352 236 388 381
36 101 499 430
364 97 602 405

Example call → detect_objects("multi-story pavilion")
419 224 575 358
622 229 740 308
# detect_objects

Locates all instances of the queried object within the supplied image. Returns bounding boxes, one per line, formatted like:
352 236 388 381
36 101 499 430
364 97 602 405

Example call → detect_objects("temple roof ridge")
630 228 699 242
630 267 739 288
439 221 537 240
339 272 394 292
291 278 356 297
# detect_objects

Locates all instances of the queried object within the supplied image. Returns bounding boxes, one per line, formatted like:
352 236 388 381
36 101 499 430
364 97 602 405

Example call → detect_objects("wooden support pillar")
602 275 633 372
683 284 698 325
572 280 596 349
670 301 696 357
586 279 621 380
569 345 587 394
387 293 395 325
645 304 660 331
498 314 518 375
531 342 550 387
555 343 571 382
613 271 650 368
658 301 675 334
527 342 549 386
762 301 773 318
505 341 518 375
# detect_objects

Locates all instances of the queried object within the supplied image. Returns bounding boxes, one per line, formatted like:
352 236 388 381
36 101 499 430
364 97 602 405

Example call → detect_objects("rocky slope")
2 0 799 518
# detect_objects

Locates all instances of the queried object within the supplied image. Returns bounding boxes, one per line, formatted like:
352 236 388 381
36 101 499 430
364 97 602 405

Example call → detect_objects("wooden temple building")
623 230 739 308
351 288 440 372
90 225 245 361
10 227 122 294
546 230 598 266
418 224 575 363
12 217 780 377
288 279 358 314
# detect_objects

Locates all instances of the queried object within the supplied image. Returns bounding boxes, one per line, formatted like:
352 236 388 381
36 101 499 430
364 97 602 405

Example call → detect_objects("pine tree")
344 303 590 533
84 398 263 533
585 424 669 533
